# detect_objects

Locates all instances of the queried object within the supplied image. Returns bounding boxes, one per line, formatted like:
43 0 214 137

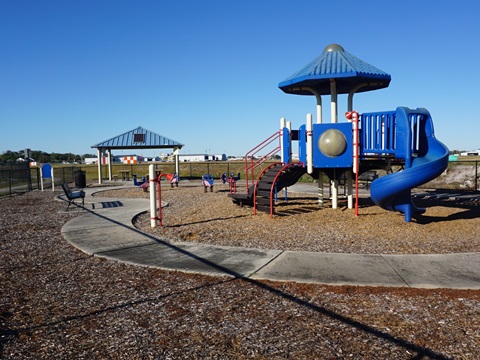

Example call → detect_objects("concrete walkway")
59 185 480 290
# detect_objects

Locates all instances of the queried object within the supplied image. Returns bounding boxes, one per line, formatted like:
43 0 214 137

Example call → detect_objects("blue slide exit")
370 108 449 222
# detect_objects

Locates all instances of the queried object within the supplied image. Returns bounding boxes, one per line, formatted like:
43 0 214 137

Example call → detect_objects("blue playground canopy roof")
92 126 184 150
278 44 391 95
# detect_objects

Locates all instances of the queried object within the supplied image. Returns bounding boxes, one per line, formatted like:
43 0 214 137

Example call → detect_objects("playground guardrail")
360 111 396 155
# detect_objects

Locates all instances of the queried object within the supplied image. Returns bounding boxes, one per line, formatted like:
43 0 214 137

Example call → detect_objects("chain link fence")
39 166 77 190
0 164 79 196
1 160 479 197
0 163 39 196
422 160 479 191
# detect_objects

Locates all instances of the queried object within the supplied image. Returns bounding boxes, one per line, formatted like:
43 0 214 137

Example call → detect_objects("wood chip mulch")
1 188 479 359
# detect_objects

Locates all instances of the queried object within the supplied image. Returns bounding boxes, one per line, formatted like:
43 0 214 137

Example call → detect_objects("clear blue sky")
1 0 479 158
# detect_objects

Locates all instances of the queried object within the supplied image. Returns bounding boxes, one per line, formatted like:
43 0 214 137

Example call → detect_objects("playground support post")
330 79 338 123
347 170 353 209
306 113 313 174
346 111 360 216
318 172 324 208
302 87 323 124
280 118 286 163
149 164 158 227
286 120 292 164
329 79 339 208
331 171 338 209
348 82 368 113
353 112 359 216
346 94 359 211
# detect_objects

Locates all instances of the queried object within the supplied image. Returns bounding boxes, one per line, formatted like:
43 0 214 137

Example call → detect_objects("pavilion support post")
97 148 102 185
108 149 113 181
174 147 180 178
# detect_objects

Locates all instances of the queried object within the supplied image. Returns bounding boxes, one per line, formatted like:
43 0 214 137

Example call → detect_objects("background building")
178 154 227 162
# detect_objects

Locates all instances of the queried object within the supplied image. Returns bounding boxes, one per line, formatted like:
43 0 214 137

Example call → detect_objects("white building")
121 155 144 164
178 153 227 162
85 157 108 165
85 155 163 164
460 149 480 156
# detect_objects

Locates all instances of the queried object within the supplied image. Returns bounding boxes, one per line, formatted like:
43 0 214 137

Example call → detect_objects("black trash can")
74 170 86 188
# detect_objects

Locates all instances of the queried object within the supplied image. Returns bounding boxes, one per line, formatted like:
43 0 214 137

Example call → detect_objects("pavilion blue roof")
92 126 184 150
279 44 391 95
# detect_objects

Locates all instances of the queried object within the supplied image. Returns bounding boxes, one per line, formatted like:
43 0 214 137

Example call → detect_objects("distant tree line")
0 148 469 166
0 149 96 165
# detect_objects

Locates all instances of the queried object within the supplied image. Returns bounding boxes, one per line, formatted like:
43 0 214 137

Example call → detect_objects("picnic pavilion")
91 126 184 184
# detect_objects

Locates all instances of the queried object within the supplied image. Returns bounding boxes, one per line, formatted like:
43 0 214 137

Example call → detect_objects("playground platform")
58 185 480 290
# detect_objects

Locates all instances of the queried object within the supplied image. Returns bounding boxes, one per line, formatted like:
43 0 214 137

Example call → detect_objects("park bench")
61 182 86 211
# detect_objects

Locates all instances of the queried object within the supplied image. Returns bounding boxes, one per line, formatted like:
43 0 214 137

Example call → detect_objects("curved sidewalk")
59 187 480 290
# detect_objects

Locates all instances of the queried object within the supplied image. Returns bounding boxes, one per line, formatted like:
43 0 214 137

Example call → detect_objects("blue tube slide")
370 108 449 222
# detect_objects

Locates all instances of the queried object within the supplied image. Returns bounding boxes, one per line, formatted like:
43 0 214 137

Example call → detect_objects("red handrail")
244 131 281 192
156 173 171 226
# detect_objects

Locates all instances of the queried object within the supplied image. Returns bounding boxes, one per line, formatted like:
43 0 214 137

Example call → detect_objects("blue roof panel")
279 44 391 95
92 126 184 149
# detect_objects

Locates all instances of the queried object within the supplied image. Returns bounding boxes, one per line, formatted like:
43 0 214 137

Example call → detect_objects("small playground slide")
370 111 449 222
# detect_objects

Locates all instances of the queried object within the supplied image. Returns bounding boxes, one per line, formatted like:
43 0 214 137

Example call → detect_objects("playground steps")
228 163 306 214
228 190 254 208
254 164 285 213
255 164 306 214
227 165 286 208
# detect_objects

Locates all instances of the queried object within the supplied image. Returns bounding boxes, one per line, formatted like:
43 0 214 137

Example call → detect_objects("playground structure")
132 174 147 187
148 166 177 227
134 172 178 192
228 44 449 222
165 172 179 187
202 174 214 192
147 44 449 226
221 172 241 193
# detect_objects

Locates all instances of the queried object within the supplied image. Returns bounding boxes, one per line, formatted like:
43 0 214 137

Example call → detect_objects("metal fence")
1 160 479 197
0 164 78 196
424 159 480 192
40 166 77 190
0 163 39 196
171 159 480 192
